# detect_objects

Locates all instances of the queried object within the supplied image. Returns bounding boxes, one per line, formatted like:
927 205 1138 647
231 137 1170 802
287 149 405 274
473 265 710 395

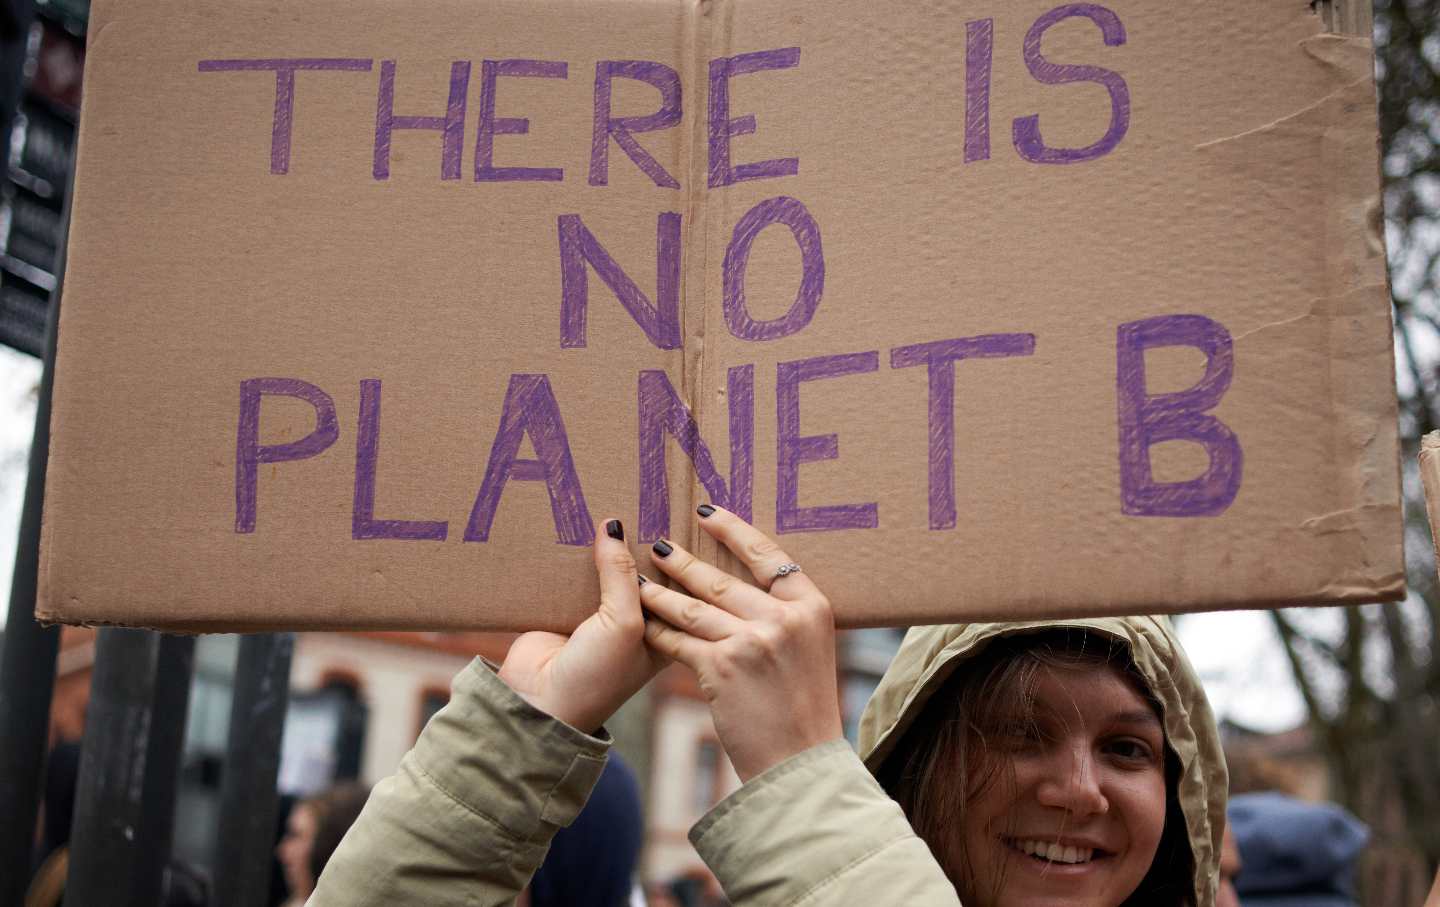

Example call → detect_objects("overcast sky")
0 345 40 637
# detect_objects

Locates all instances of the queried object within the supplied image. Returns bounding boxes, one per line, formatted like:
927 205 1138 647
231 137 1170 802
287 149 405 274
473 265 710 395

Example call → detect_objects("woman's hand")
639 506 845 782
498 518 666 735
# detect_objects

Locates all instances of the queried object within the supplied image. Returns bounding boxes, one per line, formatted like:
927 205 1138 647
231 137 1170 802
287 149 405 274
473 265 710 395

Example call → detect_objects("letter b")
1116 315 1241 517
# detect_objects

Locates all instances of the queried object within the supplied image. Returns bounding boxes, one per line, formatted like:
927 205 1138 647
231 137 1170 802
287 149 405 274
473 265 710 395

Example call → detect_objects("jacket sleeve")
690 740 962 907
309 659 611 907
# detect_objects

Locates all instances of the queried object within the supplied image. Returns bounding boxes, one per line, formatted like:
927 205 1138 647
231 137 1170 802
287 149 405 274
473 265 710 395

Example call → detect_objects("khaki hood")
857 617 1227 907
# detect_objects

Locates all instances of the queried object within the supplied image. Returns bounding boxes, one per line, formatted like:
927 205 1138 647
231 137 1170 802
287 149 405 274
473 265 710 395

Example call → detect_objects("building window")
278 667 369 795
318 668 364 700
416 687 449 738
693 738 724 814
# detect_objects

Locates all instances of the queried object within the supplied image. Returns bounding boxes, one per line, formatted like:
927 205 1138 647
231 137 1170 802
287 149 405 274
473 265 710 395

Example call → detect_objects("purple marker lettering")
352 379 448 541
590 61 682 189
1116 315 1242 517
964 20 994 163
890 334 1036 530
235 378 339 533
723 196 824 342
559 212 682 349
475 59 568 182
707 47 801 188
198 58 373 175
1013 4 1130 165
372 60 470 181
775 352 880 533
465 374 593 545
637 366 755 541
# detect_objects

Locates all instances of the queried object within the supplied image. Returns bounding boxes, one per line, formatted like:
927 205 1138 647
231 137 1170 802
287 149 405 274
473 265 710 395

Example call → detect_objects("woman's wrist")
496 658 600 734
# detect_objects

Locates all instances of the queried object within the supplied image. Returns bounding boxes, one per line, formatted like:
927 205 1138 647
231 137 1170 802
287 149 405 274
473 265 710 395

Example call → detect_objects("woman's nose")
1034 745 1109 815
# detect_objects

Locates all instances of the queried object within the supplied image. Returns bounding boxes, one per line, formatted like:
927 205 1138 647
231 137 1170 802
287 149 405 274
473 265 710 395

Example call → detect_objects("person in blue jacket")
1227 791 1368 907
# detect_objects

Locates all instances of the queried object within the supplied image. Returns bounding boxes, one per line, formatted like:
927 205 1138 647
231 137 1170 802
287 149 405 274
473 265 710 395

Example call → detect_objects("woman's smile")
1002 835 1112 866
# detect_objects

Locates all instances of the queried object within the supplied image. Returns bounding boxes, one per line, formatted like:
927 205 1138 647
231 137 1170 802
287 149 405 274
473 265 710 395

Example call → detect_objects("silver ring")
772 563 803 582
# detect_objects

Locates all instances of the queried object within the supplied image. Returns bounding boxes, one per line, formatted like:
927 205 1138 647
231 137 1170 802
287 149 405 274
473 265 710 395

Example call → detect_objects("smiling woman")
861 621 1224 907
874 630 1200 906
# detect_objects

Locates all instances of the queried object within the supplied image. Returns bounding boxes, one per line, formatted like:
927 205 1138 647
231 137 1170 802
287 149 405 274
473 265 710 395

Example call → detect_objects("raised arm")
310 518 664 907
639 507 962 906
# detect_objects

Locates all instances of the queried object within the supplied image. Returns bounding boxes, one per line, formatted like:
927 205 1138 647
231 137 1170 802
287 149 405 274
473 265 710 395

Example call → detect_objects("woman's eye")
1105 738 1156 763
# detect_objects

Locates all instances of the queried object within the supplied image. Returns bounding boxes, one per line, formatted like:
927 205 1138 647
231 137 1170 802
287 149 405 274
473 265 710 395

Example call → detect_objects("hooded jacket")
312 617 1225 907
854 618 1229 907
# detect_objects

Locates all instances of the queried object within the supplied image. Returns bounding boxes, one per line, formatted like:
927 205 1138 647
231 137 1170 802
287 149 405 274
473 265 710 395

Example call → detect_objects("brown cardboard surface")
39 0 1404 632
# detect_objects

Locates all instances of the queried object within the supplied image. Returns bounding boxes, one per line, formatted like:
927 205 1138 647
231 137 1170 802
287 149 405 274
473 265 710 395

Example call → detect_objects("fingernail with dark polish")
653 539 673 557
605 519 624 541
697 504 716 518
637 574 649 586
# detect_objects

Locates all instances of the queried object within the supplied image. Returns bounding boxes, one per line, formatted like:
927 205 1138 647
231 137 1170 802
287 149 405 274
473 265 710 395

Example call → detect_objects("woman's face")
959 662 1169 907
276 803 318 898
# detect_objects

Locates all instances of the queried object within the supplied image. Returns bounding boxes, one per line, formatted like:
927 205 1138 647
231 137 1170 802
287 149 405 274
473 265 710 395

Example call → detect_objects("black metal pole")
134 633 196 901
214 632 295 907
0 0 37 143
65 629 196 906
0 153 66 907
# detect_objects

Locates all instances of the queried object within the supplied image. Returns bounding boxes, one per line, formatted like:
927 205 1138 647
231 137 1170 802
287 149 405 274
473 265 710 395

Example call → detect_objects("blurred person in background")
518 754 645 907
277 782 371 907
1216 825 1242 907
1227 792 1368 907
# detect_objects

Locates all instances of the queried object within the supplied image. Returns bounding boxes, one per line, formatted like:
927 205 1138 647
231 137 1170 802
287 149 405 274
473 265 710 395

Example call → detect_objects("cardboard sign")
39 0 1404 632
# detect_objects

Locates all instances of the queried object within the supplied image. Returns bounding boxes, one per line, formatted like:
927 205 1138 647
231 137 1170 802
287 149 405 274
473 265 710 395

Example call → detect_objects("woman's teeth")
1013 839 1095 865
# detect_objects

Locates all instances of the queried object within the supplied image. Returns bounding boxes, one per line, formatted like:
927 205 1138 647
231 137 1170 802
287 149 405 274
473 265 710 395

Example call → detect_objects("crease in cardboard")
1300 503 1391 537
678 0 713 556
1192 75 1371 153
1229 311 1314 344
1192 32 1374 154
1314 570 1407 603
1300 33 1376 78
1230 291 1391 356
680 0 734 561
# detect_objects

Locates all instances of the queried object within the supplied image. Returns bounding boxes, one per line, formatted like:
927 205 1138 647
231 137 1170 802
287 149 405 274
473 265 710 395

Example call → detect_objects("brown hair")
875 629 1195 906
305 782 372 884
